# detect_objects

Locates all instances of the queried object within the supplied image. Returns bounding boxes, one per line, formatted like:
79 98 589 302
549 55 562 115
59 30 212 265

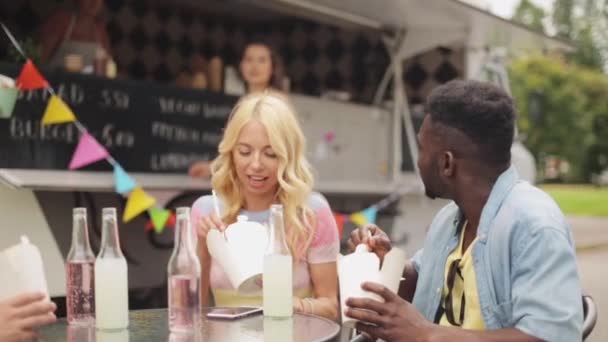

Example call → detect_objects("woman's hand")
0 292 56 342
194 213 226 242
293 297 308 313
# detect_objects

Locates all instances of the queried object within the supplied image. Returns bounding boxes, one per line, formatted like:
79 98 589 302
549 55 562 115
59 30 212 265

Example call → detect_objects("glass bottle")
263 204 293 318
66 208 95 325
167 207 201 333
94 208 129 330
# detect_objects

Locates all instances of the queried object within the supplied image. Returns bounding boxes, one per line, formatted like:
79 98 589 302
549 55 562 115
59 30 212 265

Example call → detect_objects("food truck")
0 0 571 312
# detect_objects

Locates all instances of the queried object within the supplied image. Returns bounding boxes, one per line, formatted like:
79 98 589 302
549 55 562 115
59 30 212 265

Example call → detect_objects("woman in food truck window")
38 0 113 76
238 40 286 94
188 40 287 178
191 92 340 321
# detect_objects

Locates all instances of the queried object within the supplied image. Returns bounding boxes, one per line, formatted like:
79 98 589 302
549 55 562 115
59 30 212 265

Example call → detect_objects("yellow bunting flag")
350 212 368 227
42 95 76 125
123 187 156 222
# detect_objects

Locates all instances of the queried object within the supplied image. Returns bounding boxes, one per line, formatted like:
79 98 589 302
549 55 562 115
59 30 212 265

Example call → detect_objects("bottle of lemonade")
94 208 129 330
263 204 293 318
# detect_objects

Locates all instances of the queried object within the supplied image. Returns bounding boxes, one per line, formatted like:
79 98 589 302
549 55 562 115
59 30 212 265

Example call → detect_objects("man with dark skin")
346 80 582 342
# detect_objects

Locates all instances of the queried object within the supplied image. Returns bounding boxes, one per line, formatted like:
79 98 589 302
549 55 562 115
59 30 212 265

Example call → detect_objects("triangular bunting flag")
146 211 176 231
149 207 171 234
350 212 368 227
145 220 154 232
113 165 136 194
363 207 378 225
123 187 156 222
42 95 76 125
333 213 346 237
166 212 176 228
16 59 48 90
69 132 109 169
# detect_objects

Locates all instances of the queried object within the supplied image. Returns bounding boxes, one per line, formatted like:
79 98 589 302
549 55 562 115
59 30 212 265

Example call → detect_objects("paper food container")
0 236 50 301
206 215 268 294
0 74 18 119
338 244 407 327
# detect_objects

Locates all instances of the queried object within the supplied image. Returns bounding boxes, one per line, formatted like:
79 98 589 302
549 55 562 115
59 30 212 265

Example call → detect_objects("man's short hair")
426 80 516 166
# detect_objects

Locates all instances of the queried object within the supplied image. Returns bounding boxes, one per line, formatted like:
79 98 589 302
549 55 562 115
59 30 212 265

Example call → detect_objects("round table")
39 308 341 342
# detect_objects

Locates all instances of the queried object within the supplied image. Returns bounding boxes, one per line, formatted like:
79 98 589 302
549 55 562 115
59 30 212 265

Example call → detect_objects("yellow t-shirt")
439 222 486 330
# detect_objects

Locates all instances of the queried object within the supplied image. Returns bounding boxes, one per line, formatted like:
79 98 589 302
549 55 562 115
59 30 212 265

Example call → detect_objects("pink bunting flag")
69 132 109 169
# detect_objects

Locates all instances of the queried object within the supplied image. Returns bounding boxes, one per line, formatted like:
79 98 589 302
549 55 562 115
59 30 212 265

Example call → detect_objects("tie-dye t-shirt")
191 192 340 307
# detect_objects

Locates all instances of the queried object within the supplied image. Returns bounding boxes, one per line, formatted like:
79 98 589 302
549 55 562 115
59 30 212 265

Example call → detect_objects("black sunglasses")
434 258 466 326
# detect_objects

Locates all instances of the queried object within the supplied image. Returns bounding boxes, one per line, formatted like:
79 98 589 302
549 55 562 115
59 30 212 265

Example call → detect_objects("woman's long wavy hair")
210 92 315 260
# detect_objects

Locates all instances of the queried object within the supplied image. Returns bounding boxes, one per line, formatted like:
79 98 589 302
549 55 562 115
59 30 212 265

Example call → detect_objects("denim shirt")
411 166 583 342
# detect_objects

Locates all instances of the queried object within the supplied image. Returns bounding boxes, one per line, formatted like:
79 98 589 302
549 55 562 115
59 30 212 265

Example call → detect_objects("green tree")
509 54 608 181
552 0 575 39
552 0 607 72
512 0 546 32
574 26 605 70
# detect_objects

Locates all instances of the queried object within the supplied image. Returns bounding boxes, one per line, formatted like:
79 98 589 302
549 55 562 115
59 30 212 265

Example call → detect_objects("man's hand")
0 292 57 342
347 224 392 262
346 282 432 342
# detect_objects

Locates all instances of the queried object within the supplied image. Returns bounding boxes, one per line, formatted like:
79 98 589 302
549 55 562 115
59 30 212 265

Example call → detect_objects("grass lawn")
541 184 608 217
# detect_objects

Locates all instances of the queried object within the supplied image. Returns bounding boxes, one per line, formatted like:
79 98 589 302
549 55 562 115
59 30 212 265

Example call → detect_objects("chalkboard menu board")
0 63 238 173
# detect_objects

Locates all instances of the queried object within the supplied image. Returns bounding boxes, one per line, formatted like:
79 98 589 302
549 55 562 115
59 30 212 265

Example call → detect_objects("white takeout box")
0 74 15 88
0 236 50 301
206 215 269 294
338 244 407 327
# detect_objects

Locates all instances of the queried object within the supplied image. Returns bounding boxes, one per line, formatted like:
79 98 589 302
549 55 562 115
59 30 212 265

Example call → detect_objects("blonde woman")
191 92 339 321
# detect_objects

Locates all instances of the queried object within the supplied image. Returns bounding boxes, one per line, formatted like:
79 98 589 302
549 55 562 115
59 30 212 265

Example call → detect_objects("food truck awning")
246 0 574 177
251 0 574 57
